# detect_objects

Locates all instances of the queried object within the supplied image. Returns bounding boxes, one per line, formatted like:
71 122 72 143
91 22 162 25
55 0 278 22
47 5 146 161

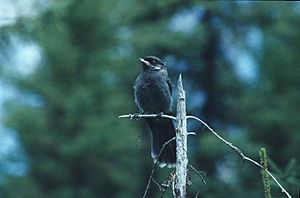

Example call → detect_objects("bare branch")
142 137 176 198
118 112 291 197
187 132 196 136
172 172 176 197
119 112 190 198
175 74 188 198
195 191 200 198
186 115 292 198
152 176 173 198
119 113 176 121
188 164 206 185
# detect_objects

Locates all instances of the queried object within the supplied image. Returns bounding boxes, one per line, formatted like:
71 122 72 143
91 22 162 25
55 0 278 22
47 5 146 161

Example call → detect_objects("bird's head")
139 56 166 71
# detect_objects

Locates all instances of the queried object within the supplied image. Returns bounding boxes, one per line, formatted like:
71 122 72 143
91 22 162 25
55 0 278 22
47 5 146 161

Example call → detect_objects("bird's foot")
131 113 142 119
156 112 164 118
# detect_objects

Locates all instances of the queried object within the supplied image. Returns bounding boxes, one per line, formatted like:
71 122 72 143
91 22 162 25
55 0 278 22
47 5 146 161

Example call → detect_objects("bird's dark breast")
135 72 172 113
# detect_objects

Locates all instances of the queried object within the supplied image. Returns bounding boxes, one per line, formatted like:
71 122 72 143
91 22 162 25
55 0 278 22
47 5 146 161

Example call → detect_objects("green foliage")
1 1 299 198
1 1 144 198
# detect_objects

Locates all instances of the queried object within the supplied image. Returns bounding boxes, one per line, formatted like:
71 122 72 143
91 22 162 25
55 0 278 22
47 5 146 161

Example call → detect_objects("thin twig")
119 113 176 121
119 114 195 136
186 115 292 198
195 191 200 198
142 137 176 198
152 178 169 198
152 178 163 190
119 113 177 198
119 113 292 198
188 164 206 185
171 172 176 197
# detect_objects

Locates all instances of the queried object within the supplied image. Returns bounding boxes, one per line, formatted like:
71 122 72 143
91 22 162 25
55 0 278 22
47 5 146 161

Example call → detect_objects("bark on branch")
175 74 188 197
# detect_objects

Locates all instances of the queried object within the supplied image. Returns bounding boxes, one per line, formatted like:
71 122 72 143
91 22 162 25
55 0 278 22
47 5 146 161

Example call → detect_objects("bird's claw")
131 113 141 119
156 112 164 118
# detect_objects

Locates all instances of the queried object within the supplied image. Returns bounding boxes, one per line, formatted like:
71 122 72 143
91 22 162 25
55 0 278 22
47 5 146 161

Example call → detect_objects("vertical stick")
259 148 272 198
175 74 188 197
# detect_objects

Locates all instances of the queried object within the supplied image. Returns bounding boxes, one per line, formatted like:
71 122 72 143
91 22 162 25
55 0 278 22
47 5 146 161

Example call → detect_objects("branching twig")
119 113 176 121
188 164 206 185
118 113 292 198
186 115 292 198
152 173 175 198
119 113 189 198
141 136 176 198
152 178 169 197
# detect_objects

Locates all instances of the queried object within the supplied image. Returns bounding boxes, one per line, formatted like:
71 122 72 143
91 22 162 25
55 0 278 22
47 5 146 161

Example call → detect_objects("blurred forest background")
0 1 299 197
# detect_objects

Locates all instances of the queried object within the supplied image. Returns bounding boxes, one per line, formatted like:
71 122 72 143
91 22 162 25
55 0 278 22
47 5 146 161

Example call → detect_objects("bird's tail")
146 118 176 168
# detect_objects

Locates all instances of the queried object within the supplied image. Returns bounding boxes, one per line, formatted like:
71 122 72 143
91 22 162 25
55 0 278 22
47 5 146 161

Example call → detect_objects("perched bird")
134 56 176 168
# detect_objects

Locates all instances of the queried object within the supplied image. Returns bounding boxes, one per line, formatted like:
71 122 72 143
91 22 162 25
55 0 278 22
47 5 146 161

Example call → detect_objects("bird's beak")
139 58 150 66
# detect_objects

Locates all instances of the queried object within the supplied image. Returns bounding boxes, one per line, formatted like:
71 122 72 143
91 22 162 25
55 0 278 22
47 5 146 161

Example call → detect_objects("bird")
134 56 176 168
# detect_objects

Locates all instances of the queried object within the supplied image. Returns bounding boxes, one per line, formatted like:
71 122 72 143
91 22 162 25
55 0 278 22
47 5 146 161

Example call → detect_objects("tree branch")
187 164 206 185
118 113 292 198
175 74 188 198
119 113 176 121
186 115 292 198
141 137 176 198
